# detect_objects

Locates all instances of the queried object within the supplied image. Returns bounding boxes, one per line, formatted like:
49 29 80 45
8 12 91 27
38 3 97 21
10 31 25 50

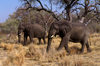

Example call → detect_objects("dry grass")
59 55 95 66
0 43 14 51
0 42 27 66
0 33 100 66
3 50 25 66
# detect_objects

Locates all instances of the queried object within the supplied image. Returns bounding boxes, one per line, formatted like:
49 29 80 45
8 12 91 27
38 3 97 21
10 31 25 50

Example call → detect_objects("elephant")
18 22 46 45
46 20 91 54
18 22 30 43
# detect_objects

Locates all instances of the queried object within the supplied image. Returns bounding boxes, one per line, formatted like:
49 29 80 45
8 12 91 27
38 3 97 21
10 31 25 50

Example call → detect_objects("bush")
88 22 100 33
0 18 19 34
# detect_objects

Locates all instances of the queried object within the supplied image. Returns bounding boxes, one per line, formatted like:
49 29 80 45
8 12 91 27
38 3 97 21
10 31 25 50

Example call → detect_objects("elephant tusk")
19 33 21 36
51 35 54 38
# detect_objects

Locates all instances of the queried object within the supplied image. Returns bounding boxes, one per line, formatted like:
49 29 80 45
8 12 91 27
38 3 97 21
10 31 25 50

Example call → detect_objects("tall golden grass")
0 33 100 66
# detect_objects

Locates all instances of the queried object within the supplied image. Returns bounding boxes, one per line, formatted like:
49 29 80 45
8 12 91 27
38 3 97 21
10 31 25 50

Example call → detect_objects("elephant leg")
38 38 41 44
64 43 70 54
80 41 85 53
18 35 21 43
57 36 69 51
46 38 52 52
24 35 28 45
86 41 91 52
29 36 33 43
43 37 46 44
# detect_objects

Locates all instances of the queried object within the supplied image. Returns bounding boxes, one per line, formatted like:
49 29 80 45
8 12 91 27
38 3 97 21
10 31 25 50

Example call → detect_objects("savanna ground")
0 33 100 66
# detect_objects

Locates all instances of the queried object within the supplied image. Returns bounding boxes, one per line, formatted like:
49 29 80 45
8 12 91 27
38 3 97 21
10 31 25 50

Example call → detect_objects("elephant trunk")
46 37 52 53
18 35 21 43
18 31 21 43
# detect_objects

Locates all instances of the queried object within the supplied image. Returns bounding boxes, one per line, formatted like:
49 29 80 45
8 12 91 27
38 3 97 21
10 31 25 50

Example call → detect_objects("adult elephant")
46 20 91 54
18 22 46 45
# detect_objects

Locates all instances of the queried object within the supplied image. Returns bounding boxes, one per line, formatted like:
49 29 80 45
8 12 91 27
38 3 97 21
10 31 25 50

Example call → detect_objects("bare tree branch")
70 0 78 7
77 3 85 7
63 0 79 22
19 6 59 21
24 0 32 8
21 0 59 21
37 0 44 8
71 8 81 13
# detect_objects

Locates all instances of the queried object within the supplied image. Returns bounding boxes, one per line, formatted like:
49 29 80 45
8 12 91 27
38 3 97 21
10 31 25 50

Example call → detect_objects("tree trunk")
66 7 72 22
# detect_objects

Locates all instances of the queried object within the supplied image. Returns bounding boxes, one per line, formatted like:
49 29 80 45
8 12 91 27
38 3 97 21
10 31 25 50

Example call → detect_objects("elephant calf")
18 22 46 45
46 20 91 54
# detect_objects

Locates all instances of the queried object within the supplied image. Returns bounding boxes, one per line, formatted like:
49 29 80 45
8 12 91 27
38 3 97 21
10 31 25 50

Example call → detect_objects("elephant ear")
60 22 72 35
54 22 59 29
51 22 59 30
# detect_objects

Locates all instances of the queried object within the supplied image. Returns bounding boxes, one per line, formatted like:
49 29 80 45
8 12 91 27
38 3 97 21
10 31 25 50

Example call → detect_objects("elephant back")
30 24 46 38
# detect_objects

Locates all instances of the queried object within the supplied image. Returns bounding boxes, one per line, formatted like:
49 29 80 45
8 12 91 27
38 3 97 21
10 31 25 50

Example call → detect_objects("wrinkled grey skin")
18 22 46 45
46 21 91 54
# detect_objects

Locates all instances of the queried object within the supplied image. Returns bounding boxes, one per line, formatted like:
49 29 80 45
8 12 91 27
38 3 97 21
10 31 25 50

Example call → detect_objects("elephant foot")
23 43 27 46
18 41 20 43
23 44 26 46
67 50 70 54
87 49 92 53
79 49 84 54
56 48 61 51
66 53 70 56
79 52 83 54
46 48 50 53
37 42 41 45
44 42 46 45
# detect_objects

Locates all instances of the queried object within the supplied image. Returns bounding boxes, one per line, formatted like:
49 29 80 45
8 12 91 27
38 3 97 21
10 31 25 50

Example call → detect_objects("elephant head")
48 22 59 39
18 22 32 43
18 22 26 43
46 21 72 52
